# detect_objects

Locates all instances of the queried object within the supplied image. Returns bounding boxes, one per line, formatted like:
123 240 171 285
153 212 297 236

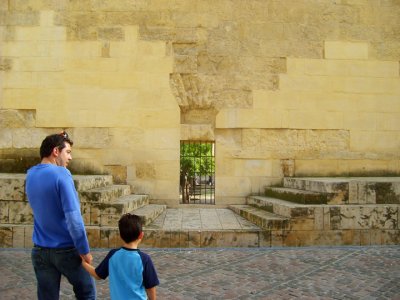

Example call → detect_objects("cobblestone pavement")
0 246 399 299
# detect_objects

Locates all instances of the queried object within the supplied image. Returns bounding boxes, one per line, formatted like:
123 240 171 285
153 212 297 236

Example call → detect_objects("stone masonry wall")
0 0 399 205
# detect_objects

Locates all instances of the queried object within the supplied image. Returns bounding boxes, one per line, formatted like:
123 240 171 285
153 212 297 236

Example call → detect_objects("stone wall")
0 0 399 205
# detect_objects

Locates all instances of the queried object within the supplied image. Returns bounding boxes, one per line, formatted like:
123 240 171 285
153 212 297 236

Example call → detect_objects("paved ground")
0 246 399 299
146 208 260 230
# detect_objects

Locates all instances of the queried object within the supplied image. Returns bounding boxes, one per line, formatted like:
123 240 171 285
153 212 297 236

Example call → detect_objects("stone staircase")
229 177 400 247
0 174 399 248
0 173 167 248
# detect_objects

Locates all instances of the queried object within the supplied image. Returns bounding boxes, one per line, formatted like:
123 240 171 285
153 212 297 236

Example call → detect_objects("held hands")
80 254 101 280
80 253 93 264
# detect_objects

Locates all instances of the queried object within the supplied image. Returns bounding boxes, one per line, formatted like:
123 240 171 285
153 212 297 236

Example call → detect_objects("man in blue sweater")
26 131 96 300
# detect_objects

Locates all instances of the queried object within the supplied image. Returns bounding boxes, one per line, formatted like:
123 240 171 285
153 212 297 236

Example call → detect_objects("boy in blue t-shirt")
81 214 159 300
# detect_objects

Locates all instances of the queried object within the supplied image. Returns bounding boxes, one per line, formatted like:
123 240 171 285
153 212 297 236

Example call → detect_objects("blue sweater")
26 164 90 254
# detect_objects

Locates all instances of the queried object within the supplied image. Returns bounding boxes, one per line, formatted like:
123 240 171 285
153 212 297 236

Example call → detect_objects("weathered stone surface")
0 11 39 26
1 1 400 204
0 173 26 201
333 205 398 230
0 227 12 247
9 202 33 224
0 110 35 128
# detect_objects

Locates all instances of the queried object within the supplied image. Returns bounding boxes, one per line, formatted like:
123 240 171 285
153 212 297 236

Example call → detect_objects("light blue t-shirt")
95 247 159 300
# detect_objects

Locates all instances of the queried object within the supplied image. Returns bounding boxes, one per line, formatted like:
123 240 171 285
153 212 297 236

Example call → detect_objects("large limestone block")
181 124 214 141
376 113 400 131
71 128 111 149
0 201 9 223
217 176 251 197
9 201 33 224
2 88 64 110
232 159 273 177
370 230 400 245
15 26 66 41
0 227 12 247
324 41 369 60
350 130 400 152
343 112 377 130
283 110 342 130
255 90 400 114
287 58 399 77
285 229 362 247
14 57 64 72
280 74 400 94
295 159 341 176
66 58 118 72
153 179 179 200
11 128 48 148
64 41 101 58
0 173 26 200
216 108 283 129
144 128 180 149
330 205 398 230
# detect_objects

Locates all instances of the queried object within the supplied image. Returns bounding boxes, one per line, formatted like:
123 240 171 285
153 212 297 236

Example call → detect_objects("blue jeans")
31 246 96 300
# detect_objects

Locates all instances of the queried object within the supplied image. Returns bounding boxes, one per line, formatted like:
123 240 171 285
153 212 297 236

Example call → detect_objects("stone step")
80 185 131 203
114 194 149 211
265 187 330 205
0 173 26 201
0 173 115 200
229 205 288 230
247 195 317 219
133 204 167 226
283 177 400 204
73 175 113 192
283 177 350 193
247 195 399 231
83 194 150 226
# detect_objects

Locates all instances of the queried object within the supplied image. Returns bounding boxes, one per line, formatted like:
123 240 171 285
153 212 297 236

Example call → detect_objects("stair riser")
2 225 399 248
135 206 167 226
229 206 289 231
73 175 113 192
265 188 329 205
251 197 322 221
0 200 33 224
248 196 400 231
0 175 26 201
283 178 349 194
80 186 131 203
284 178 400 205
87 228 266 248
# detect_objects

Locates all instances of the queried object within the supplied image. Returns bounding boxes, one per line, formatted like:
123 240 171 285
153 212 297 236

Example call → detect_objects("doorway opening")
180 141 215 204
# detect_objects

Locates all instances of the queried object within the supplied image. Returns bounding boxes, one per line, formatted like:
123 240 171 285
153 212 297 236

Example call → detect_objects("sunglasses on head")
59 131 69 139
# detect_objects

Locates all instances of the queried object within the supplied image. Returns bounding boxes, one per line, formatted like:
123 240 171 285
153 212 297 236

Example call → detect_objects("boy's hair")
40 131 73 159
118 213 143 243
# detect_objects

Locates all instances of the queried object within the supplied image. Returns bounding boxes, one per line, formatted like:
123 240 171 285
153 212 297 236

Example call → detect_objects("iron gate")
180 141 215 204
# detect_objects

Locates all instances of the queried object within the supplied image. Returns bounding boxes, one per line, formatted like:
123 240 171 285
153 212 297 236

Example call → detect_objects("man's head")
118 213 143 243
40 131 73 167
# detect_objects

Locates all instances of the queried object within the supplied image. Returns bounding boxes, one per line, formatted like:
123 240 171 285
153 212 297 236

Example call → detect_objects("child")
81 213 159 300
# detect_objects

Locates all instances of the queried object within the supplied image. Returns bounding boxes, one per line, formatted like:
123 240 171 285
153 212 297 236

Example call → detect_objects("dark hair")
39 131 73 159
118 213 143 243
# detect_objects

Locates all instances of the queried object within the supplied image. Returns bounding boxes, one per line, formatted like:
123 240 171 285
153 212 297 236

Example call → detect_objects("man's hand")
80 253 93 264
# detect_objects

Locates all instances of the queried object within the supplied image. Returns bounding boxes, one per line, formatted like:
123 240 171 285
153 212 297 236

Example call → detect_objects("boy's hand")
80 253 93 264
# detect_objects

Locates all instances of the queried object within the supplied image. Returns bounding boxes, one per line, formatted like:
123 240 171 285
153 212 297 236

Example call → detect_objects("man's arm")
81 258 102 280
59 172 91 255
146 287 157 300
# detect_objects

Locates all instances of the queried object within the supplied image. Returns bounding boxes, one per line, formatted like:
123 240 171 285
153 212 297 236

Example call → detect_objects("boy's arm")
81 258 102 280
146 287 157 300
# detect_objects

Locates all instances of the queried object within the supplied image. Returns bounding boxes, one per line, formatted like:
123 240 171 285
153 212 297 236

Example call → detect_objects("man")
26 131 96 300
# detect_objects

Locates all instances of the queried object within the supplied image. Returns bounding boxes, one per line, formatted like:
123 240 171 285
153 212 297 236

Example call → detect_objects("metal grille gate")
180 141 215 204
